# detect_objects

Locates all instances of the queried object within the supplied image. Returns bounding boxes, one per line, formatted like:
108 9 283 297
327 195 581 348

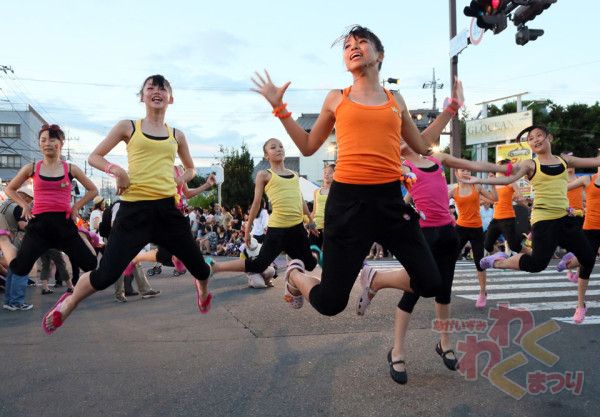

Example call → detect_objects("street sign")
449 28 469 57
469 17 485 45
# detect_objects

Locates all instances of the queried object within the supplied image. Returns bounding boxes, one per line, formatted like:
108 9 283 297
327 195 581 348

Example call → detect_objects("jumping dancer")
210 138 313 286
357 143 511 384
4 124 98 312
483 159 525 256
450 168 498 308
310 164 334 251
473 126 600 324
555 167 600 284
42 75 213 334
252 25 464 381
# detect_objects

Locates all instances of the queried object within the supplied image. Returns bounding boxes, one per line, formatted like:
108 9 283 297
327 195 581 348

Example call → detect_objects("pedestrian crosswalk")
366 259 599 325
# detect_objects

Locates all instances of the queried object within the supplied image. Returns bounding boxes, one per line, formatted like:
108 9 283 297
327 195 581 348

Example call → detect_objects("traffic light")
463 0 508 33
512 0 557 26
515 26 544 45
512 0 556 45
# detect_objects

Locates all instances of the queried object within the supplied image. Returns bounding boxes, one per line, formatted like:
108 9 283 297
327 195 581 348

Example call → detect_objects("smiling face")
140 75 173 109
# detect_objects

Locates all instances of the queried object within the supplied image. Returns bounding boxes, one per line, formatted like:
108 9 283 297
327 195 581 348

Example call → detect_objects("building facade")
0 105 45 182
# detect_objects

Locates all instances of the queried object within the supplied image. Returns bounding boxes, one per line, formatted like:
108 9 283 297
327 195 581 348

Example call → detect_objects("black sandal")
435 341 459 371
41 288 54 295
387 349 407 385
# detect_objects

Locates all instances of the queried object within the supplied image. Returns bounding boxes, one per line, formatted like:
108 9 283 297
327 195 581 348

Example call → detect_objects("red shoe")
41 292 71 335
194 279 212 314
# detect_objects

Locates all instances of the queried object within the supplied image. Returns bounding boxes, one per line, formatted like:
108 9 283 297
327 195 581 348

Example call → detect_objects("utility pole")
64 134 79 161
422 68 443 111
449 0 461 181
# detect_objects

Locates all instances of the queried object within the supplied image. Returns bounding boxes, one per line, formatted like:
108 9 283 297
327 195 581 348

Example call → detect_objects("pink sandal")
284 260 305 309
41 292 71 335
194 279 212 314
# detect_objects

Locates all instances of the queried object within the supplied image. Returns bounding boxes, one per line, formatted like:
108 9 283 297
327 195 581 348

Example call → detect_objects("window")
0 124 20 138
0 154 22 168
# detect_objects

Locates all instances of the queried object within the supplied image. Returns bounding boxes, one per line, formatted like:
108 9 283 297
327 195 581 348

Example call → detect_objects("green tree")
219 143 254 210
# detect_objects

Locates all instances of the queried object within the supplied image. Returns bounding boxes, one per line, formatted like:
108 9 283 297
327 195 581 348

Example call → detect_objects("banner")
466 111 533 145
496 142 532 198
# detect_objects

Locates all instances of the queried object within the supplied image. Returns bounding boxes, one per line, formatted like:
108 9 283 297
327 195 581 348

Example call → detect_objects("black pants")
156 245 175 267
90 198 210 291
398 224 461 313
309 229 324 249
456 225 485 272
10 213 97 276
519 216 595 279
484 217 522 253
39 249 70 282
308 181 443 316
245 222 317 273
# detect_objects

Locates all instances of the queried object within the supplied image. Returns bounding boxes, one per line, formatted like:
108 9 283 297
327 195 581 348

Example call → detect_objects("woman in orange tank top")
449 169 498 309
564 157 585 229
555 169 600 283
483 159 526 255
252 25 472 384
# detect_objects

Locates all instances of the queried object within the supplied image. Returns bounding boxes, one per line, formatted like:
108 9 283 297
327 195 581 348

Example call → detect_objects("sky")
1 0 598 183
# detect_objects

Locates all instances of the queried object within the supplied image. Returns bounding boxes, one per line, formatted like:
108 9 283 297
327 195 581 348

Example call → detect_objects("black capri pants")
484 217 522 253
308 180 443 317
10 212 97 276
398 223 461 313
456 225 485 272
90 197 210 291
519 215 595 279
245 222 317 273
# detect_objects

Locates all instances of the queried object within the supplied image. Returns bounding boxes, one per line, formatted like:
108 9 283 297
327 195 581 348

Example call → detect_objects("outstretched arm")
567 175 590 191
434 152 510 175
563 153 600 170
460 161 533 185
251 70 335 156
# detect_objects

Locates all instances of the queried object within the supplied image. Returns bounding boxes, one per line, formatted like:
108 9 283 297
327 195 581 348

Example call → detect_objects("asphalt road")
1 258 598 417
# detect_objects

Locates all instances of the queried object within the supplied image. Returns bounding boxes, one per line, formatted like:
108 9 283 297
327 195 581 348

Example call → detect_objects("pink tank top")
32 161 72 216
403 156 453 228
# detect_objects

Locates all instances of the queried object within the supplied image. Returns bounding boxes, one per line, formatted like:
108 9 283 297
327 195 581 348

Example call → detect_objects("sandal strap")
441 349 456 358
389 359 405 365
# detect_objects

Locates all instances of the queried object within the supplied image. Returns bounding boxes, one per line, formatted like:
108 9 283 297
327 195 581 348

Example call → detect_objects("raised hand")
452 76 464 106
251 70 291 108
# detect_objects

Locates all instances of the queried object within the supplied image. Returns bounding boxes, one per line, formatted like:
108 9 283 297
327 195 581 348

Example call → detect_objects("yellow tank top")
313 188 328 230
121 119 178 202
530 157 568 224
264 169 303 228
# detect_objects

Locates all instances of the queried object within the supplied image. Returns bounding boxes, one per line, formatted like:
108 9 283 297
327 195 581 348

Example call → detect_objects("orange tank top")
493 185 516 219
584 175 600 230
454 185 482 228
567 186 584 210
333 87 403 184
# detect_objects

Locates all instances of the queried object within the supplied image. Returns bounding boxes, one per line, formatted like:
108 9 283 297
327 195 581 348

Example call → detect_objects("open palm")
251 70 291 107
